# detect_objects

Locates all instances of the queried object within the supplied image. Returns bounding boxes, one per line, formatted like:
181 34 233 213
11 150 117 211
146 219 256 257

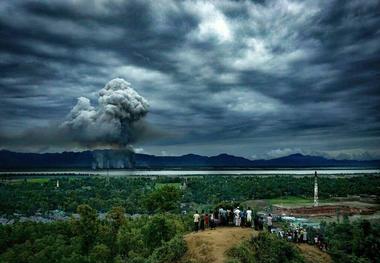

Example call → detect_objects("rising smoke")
62 78 149 168
62 78 149 148
0 78 150 168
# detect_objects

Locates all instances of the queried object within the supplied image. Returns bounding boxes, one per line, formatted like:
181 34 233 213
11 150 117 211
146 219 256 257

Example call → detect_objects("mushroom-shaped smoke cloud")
62 78 149 148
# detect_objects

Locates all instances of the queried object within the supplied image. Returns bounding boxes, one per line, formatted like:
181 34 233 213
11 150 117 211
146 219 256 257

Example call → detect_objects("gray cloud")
0 0 379 159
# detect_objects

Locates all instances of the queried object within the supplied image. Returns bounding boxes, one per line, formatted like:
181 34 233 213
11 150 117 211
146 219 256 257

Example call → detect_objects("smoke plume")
0 78 150 167
61 78 149 148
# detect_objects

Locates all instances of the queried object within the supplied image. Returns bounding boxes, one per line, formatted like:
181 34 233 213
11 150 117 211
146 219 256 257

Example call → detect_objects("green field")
27 178 50 183
6 178 50 184
268 196 314 205
242 196 330 210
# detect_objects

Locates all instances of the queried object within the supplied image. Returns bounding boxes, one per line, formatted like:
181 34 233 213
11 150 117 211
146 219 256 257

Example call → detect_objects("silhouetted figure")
240 209 246 227
254 213 259 230
205 212 209 228
258 216 264 230
200 210 205 230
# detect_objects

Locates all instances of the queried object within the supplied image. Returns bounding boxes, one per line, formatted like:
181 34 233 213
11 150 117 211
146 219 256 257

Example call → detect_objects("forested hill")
0 150 379 169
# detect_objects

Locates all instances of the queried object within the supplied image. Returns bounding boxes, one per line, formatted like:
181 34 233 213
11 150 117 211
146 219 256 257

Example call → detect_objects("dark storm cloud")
0 0 379 159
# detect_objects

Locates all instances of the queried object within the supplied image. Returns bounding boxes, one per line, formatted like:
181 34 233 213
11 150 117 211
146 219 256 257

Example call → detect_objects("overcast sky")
0 0 379 159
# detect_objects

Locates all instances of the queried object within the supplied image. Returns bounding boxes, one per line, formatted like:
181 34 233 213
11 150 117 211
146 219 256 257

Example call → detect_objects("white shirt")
267 216 273 226
194 213 200 223
246 210 252 218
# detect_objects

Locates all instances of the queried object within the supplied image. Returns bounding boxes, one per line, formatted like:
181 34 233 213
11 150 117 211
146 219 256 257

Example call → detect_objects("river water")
1 168 379 177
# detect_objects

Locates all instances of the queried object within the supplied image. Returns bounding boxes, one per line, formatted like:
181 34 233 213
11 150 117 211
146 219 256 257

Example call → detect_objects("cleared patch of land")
242 197 325 210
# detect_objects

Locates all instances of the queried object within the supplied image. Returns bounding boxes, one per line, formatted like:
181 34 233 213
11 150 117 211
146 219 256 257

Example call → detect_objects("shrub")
226 242 256 263
148 235 187 263
227 232 305 263
89 244 111 263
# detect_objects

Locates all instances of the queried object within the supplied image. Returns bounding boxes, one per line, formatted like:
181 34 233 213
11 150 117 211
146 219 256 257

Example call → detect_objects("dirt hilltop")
182 227 254 263
181 227 332 263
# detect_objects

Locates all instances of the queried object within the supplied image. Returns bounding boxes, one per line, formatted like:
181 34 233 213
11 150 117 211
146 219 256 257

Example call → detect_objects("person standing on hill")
267 214 273 233
200 210 205 231
219 207 224 226
258 216 264 230
254 213 259 230
233 207 236 225
218 207 223 224
234 207 241 226
303 228 307 243
246 207 253 227
193 211 200 232
293 229 298 242
222 208 227 226
240 209 246 227
205 212 209 229
209 210 215 229
226 208 232 225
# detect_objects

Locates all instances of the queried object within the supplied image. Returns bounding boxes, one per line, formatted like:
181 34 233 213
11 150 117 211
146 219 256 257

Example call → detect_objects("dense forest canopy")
0 175 379 216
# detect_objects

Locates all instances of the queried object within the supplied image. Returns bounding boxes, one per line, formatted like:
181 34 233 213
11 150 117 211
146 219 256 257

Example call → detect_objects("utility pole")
314 171 318 207
106 160 110 184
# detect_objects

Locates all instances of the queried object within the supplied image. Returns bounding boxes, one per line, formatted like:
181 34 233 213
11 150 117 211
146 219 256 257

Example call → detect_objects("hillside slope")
182 227 255 263
181 227 332 263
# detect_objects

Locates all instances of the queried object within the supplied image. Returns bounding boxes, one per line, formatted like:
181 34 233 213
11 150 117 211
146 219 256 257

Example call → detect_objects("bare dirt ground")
182 227 256 263
274 201 379 209
181 227 332 263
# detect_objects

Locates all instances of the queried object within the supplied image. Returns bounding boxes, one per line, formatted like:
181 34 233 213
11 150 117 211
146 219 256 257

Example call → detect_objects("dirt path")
182 227 256 263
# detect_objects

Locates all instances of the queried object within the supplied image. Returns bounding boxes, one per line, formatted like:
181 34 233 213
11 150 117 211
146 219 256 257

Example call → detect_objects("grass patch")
268 196 314 205
240 197 332 210
25 178 50 183
6 178 50 184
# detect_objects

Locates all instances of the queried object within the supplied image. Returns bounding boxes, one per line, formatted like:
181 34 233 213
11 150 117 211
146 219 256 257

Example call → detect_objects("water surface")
1 168 379 177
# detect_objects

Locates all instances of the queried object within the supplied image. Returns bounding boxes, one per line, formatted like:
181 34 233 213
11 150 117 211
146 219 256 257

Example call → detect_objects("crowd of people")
266 219 329 251
277 227 308 243
193 207 327 251
275 226 328 250
192 207 273 232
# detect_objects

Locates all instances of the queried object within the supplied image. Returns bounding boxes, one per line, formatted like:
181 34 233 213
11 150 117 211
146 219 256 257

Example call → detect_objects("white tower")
313 171 318 207
56 180 60 188
182 178 187 190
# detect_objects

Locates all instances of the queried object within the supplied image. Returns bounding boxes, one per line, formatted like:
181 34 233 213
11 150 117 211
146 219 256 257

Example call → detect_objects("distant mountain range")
0 150 379 169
